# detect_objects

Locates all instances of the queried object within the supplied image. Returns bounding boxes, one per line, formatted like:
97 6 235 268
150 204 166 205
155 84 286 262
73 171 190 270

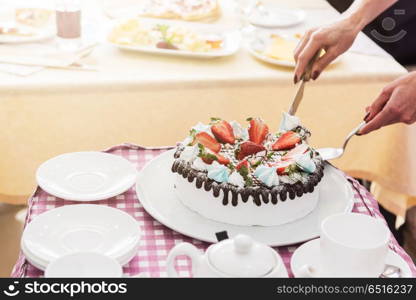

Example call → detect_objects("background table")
11 144 416 278
0 0 414 219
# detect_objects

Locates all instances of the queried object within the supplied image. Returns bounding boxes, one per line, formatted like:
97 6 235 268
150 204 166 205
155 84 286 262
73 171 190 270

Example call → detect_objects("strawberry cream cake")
171 113 325 226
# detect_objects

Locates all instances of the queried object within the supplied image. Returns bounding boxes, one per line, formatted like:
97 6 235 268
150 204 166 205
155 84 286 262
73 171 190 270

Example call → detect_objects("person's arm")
359 72 416 134
343 0 398 28
293 0 398 83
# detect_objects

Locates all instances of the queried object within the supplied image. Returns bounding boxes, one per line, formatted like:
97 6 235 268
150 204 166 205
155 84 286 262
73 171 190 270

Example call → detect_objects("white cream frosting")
296 153 316 173
192 157 209 171
179 145 199 161
227 171 245 188
182 121 214 145
207 161 229 183
182 136 193 146
230 120 249 140
192 122 213 136
254 166 279 187
279 112 301 132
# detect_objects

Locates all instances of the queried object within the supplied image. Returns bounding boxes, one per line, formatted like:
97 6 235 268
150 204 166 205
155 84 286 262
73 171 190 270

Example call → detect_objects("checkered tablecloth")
11 144 416 278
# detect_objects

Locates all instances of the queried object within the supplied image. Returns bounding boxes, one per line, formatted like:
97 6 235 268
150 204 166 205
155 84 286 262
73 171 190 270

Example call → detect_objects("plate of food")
104 0 221 22
136 114 354 246
0 8 55 44
0 23 54 44
15 8 54 28
108 18 241 58
248 32 340 68
248 32 301 67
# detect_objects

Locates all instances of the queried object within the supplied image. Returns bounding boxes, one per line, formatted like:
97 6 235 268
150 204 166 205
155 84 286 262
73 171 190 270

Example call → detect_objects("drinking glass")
55 0 81 51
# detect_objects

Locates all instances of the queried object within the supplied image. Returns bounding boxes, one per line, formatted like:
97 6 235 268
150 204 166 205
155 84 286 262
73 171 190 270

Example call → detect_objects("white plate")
291 238 412 278
247 33 341 68
0 24 54 44
36 152 137 201
108 18 241 59
248 44 295 68
248 8 306 28
22 204 141 270
22 239 138 271
136 149 354 246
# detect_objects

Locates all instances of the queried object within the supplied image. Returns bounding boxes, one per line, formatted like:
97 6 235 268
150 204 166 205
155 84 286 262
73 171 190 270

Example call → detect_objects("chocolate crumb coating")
271 188 279 204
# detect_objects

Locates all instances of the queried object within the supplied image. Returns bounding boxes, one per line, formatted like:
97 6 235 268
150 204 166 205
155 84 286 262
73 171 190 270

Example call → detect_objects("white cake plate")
136 150 354 246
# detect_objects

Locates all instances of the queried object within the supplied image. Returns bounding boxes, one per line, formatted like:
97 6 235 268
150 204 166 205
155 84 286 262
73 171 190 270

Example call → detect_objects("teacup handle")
297 264 318 278
166 243 201 278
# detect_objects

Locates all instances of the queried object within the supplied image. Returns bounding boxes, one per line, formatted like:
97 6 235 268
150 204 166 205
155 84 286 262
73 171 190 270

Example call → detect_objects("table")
0 0 414 218
11 144 416 278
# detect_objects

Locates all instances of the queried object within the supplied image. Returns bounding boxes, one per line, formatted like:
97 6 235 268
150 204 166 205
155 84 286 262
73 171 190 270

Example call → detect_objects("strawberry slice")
236 159 249 171
272 131 301 151
248 118 269 145
236 141 266 160
216 153 231 165
270 160 294 175
211 120 236 144
201 151 230 165
282 143 309 161
194 132 221 153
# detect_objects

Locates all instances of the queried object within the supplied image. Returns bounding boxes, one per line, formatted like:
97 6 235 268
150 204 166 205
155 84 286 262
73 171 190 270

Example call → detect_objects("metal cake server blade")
288 49 322 116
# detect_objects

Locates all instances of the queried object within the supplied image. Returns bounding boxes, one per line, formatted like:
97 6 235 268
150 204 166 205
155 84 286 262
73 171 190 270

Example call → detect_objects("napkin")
0 41 97 66
0 41 98 75
0 63 43 76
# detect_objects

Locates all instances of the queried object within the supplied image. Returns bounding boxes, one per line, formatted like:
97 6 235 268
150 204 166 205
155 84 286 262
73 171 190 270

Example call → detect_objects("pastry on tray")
171 113 325 226
15 8 54 28
140 0 221 21
108 19 223 52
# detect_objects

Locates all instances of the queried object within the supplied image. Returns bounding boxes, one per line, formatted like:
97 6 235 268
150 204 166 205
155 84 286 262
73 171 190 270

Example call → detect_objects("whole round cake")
172 113 325 226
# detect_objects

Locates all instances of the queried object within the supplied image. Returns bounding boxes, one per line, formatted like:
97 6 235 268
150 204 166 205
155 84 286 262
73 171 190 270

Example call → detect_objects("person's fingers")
294 29 314 62
366 86 393 122
363 111 370 122
359 105 397 135
310 49 338 80
294 33 323 83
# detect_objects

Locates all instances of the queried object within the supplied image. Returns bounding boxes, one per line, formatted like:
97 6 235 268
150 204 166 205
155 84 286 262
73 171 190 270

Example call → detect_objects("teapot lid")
208 234 276 277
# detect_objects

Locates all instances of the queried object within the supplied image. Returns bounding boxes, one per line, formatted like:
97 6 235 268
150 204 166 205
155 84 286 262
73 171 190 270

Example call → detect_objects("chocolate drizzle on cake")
171 155 325 207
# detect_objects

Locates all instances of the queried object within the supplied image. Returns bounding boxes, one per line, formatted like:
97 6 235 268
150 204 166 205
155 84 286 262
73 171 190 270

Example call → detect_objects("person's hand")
294 18 360 83
360 72 416 135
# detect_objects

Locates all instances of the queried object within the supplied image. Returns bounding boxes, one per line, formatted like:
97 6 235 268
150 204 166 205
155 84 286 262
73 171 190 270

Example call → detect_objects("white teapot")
166 234 288 277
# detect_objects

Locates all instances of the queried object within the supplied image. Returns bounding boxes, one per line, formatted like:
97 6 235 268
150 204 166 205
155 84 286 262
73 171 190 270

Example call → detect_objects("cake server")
317 119 367 161
288 50 322 116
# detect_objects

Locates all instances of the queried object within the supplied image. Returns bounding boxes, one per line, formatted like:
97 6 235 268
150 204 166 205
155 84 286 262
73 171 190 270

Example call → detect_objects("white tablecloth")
0 0 413 212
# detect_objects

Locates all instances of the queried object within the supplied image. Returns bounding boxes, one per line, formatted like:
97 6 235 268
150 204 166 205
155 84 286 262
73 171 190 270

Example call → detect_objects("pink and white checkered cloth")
11 144 416 278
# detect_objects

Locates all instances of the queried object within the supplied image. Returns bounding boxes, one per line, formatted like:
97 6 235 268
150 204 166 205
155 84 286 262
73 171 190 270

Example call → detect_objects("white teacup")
302 213 390 277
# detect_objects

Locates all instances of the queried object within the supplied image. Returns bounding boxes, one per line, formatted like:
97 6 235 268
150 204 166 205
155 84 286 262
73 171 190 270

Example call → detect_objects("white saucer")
45 252 123 278
136 149 354 246
248 8 306 28
291 238 412 277
36 152 137 201
22 204 141 270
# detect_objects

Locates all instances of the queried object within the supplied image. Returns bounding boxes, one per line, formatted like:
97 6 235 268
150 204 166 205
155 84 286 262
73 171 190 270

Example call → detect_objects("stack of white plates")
22 204 141 271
